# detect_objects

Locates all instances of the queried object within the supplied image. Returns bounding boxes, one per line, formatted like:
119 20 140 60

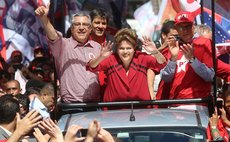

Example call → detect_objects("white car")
57 98 212 142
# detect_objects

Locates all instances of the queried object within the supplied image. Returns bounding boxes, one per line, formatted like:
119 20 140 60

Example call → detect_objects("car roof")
58 108 209 132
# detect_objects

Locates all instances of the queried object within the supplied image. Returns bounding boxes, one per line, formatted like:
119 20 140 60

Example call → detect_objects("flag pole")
200 0 204 24
49 0 59 120
211 0 217 105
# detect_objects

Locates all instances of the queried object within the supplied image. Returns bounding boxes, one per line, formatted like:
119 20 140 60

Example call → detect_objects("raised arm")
7 110 42 142
141 36 166 64
160 35 179 82
209 109 224 141
35 4 58 41
89 41 113 68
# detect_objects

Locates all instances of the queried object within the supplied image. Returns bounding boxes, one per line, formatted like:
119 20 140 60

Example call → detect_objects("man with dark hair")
158 20 177 52
4 80 21 96
147 20 178 103
146 20 178 100
0 94 41 141
0 70 10 96
89 8 115 97
90 8 114 45
29 83 54 118
0 94 19 125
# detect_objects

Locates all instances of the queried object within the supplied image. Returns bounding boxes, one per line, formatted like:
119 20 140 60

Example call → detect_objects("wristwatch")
189 57 195 63
211 126 217 129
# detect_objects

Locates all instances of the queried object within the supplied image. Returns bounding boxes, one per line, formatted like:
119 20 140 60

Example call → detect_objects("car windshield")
108 127 206 142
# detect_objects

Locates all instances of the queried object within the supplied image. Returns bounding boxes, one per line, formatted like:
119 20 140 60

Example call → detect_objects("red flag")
0 3 6 65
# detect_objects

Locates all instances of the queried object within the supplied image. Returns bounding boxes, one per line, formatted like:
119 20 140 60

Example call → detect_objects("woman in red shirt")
87 28 168 102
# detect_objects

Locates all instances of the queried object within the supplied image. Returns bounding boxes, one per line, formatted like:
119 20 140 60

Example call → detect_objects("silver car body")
58 107 209 142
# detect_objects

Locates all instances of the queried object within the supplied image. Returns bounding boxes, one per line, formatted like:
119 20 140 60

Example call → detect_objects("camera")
216 100 223 115
174 35 185 45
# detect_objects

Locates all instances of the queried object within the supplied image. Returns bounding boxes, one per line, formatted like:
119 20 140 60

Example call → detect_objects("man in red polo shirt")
160 11 214 112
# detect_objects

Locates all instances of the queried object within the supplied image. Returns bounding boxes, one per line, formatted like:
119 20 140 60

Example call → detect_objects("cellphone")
216 100 223 115
153 40 161 49
216 100 223 108
76 129 88 137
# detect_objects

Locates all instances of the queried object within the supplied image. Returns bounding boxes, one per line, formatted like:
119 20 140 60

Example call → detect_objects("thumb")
46 2 50 8
16 113 21 128
176 41 179 48
16 112 21 123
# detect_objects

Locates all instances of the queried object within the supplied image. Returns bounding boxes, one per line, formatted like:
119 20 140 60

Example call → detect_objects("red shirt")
157 37 230 101
159 37 213 100
216 59 230 82
155 47 171 108
87 51 166 102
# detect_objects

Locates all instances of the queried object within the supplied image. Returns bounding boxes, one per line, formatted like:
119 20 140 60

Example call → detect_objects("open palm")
100 41 113 58
141 36 158 53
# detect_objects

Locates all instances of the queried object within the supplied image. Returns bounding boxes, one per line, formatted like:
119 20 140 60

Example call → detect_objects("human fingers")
168 35 176 41
64 125 84 142
142 36 147 41
22 110 42 126
46 2 50 9
16 113 21 123
24 109 37 118
220 108 226 116
97 128 114 142
35 7 46 16
30 114 42 125
107 41 114 51
33 128 48 142
28 110 42 120
66 125 83 136
40 120 52 131
87 120 99 138
75 137 85 142
94 120 101 132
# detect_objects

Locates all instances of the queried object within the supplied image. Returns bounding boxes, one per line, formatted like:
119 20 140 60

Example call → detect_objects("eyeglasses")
177 24 193 31
72 22 90 28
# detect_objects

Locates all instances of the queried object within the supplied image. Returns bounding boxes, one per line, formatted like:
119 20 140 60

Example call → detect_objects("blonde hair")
195 24 211 36
114 28 138 49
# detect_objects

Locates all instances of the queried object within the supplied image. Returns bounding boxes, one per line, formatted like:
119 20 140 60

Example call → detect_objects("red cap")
11 50 22 58
175 11 194 25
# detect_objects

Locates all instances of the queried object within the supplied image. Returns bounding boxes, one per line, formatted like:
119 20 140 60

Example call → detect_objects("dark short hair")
25 79 46 91
0 94 20 124
14 94 29 111
161 20 176 36
40 83 54 97
90 8 109 23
